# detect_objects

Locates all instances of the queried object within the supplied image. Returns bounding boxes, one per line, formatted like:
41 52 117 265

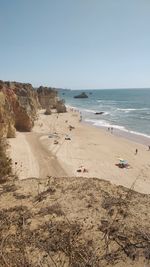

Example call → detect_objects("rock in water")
95 112 104 115
74 92 88 99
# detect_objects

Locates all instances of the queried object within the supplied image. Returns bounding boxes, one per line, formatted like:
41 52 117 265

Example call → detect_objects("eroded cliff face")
0 81 66 138
12 82 39 131
37 86 66 113
0 91 16 138
0 81 39 137
37 86 57 109
56 99 67 113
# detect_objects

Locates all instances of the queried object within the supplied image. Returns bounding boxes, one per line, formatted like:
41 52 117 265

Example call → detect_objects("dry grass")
0 177 150 266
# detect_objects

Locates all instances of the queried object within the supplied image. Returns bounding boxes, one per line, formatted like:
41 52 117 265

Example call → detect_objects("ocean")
58 89 150 144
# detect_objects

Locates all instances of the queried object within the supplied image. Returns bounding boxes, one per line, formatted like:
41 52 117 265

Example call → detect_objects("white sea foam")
80 108 110 115
97 100 117 104
117 108 149 112
66 105 96 114
126 130 150 139
77 107 109 115
65 104 77 109
85 118 125 130
64 90 150 141
79 108 96 113
85 119 150 139
103 112 110 115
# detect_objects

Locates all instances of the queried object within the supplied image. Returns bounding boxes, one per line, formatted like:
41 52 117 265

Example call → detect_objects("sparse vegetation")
0 138 12 183
0 177 150 266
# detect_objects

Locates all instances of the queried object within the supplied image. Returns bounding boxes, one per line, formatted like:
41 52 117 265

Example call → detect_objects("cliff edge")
0 81 66 138
0 176 149 267
0 81 39 137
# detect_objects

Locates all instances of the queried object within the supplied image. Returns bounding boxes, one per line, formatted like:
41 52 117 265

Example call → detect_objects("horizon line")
64 87 150 91
1 79 150 90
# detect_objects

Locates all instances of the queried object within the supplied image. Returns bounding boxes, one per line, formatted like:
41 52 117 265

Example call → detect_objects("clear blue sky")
0 0 150 89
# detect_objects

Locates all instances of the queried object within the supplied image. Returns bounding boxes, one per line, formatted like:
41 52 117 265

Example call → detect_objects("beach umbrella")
118 158 124 162
118 158 128 164
120 160 128 165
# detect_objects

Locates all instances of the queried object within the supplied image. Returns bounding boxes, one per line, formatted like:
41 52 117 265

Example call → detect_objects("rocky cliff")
0 81 39 137
37 86 66 113
0 90 16 138
0 81 66 138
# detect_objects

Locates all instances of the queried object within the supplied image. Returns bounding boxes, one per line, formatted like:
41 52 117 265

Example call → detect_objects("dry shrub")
0 138 12 183
38 203 64 216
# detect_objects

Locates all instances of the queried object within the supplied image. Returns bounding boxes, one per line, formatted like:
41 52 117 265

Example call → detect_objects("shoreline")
66 105 150 147
8 108 150 194
83 120 150 147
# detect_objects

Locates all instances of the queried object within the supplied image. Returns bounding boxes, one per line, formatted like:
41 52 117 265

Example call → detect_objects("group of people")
108 127 113 133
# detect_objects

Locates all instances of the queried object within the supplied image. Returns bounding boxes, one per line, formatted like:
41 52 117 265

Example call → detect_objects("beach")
59 89 150 140
9 109 150 194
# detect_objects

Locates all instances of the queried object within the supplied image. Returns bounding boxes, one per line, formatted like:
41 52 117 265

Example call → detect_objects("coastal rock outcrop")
37 86 66 113
0 81 67 138
56 99 66 113
37 86 57 109
74 92 88 99
0 81 39 137
44 107 52 115
0 91 16 138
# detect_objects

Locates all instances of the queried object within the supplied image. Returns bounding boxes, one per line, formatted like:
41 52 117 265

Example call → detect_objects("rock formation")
37 86 66 113
56 99 66 113
0 81 39 137
95 112 104 115
74 92 88 99
0 91 16 138
0 81 67 138
44 107 52 115
37 86 57 109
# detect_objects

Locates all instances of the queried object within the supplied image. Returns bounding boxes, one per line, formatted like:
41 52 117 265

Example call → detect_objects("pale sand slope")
8 132 39 179
9 109 150 193
9 128 67 180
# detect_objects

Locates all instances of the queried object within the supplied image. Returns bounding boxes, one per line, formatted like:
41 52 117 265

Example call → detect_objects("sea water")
58 89 150 143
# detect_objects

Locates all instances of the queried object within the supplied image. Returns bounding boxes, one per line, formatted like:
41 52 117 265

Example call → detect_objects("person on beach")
135 148 138 155
111 127 113 133
79 115 82 122
148 145 150 151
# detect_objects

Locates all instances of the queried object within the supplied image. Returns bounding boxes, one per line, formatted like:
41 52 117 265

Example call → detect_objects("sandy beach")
9 109 150 194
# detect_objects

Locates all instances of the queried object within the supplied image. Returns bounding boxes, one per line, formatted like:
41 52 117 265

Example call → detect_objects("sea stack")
74 92 88 99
